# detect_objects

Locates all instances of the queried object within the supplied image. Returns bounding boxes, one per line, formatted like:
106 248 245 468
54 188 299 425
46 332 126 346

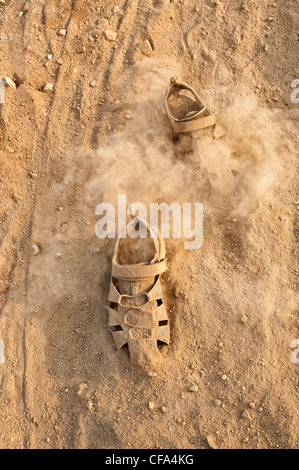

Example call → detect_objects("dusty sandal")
164 77 237 194
108 217 170 370
163 76 218 143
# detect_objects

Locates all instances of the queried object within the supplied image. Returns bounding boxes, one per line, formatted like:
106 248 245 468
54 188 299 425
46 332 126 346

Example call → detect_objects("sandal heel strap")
171 114 216 134
111 259 167 280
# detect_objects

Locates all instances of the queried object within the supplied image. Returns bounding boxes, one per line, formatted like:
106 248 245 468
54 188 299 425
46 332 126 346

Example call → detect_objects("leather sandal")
108 217 170 370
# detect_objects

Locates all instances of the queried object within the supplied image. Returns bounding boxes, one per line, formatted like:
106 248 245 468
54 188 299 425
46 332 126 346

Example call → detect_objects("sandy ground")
0 0 298 449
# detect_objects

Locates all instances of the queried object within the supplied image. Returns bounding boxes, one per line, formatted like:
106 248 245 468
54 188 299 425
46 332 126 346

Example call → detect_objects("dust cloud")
84 57 287 233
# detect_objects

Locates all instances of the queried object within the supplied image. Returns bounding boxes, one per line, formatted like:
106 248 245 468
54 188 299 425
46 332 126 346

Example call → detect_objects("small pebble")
58 29 67 36
31 243 40 255
86 399 93 411
206 434 217 449
241 315 248 323
214 399 222 407
221 374 228 381
104 30 117 41
43 83 54 93
147 371 157 377
55 252 62 258
139 39 152 56
241 409 251 419
89 80 96 87
78 383 88 396
148 401 156 410
76 46 86 53
161 405 167 413
2 77 16 88
97 18 109 26
248 402 256 409
189 385 198 392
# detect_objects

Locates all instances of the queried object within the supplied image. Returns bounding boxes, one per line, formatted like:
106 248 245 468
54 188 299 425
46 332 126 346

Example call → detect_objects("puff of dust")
218 92 285 217
85 58 286 226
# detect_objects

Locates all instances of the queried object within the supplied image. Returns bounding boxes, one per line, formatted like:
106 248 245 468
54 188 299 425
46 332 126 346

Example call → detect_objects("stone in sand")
104 30 117 41
139 39 152 56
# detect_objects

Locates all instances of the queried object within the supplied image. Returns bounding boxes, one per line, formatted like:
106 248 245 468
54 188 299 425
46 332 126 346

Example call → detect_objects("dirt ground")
0 0 298 449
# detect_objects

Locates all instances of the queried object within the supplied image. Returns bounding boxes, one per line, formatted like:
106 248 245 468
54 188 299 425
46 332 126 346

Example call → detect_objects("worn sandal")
164 76 219 144
164 77 239 194
108 217 170 370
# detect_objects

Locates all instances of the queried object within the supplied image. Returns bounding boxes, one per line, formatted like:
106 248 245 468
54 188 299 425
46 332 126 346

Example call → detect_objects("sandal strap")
164 78 205 120
108 275 165 304
109 304 168 330
112 258 167 281
171 113 216 134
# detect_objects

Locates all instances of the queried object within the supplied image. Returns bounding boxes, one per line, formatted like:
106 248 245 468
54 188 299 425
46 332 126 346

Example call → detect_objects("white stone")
31 243 40 255
104 30 117 41
2 77 16 88
147 371 157 377
207 434 217 449
43 83 54 92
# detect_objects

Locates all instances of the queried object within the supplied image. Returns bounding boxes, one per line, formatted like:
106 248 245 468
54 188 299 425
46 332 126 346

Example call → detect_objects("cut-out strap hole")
110 325 123 332
108 302 119 310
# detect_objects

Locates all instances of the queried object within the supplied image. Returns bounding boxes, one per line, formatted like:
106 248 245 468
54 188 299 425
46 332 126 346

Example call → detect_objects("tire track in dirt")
0 0 75 447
